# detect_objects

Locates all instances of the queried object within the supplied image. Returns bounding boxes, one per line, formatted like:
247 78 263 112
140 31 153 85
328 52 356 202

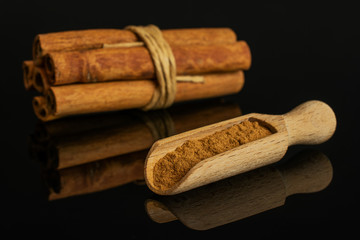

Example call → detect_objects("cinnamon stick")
33 28 237 60
35 71 244 121
44 41 251 85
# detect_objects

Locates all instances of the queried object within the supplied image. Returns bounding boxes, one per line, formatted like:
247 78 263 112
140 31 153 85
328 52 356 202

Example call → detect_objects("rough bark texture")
44 71 244 119
45 41 250 85
33 28 237 59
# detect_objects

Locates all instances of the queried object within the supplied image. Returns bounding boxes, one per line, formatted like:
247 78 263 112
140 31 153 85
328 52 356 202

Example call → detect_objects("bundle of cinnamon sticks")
23 27 251 121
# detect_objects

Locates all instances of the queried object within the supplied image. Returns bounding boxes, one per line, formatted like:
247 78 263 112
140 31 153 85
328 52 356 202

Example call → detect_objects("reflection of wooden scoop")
145 100 336 195
145 150 333 230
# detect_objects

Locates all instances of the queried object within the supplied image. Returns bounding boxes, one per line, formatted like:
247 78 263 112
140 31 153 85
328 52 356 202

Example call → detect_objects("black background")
1 1 359 237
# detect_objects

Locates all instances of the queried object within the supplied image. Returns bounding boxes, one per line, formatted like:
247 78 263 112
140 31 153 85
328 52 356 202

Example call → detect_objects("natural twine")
103 25 204 110
136 110 175 141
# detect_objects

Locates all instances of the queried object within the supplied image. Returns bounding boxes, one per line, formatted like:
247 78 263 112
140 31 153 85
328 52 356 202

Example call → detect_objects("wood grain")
283 100 337 145
145 100 336 195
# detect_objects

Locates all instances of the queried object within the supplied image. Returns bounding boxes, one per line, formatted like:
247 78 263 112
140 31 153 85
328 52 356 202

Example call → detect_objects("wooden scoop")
145 100 336 195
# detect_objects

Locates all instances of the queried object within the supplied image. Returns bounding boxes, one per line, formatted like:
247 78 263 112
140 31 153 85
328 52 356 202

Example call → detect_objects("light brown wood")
145 100 336 195
279 150 333 196
145 200 177 224
283 100 337 145
145 150 333 230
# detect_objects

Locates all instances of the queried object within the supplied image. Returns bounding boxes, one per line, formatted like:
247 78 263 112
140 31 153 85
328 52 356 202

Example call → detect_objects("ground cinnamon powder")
153 120 272 190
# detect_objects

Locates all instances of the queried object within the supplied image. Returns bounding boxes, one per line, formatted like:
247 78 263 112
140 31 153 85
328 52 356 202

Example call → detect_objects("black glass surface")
1 1 358 238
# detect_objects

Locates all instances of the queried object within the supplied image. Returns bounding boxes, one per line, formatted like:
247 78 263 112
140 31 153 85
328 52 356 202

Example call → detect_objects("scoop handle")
283 100 336 146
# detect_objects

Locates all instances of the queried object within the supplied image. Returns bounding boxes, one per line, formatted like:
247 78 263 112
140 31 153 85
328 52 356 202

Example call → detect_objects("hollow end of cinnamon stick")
35 73 44 92
32 35 42 60
22 65 30 89
34 71 45 93
46 89 56 114
33 96 58 122
22 60 34 90
33 97 40 107
33 67 50 93
33 97 47 119
44 54 56 84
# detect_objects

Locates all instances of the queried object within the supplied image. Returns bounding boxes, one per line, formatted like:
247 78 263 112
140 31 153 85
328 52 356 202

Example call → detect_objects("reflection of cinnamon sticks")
30 100 241 170
24 27 251 121
53 119 153 169
34 100 242 200
47 150 147 201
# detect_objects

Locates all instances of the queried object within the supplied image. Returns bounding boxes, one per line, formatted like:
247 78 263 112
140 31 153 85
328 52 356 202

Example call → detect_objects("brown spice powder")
153 120 273 190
